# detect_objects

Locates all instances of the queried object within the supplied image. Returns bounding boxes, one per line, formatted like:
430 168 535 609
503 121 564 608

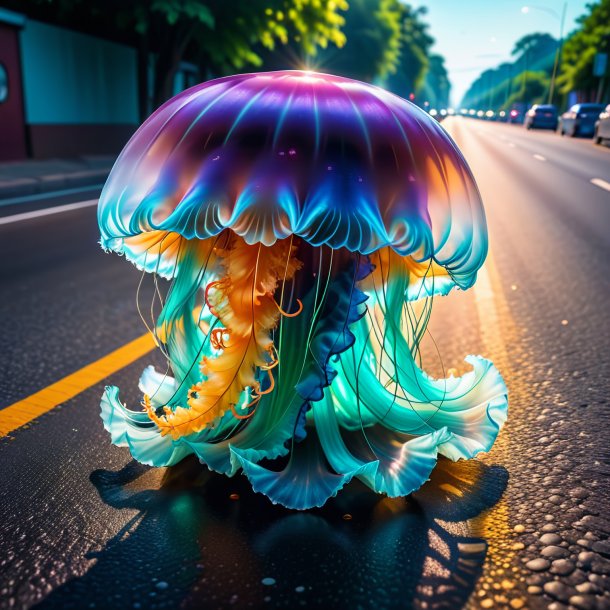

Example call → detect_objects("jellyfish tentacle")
230 398 259 420
148 234 302 438
232 255 378 509
231 427 377 510
328 247 508 459
313 390 452 498
153 233 220 391
274 298 303 318
185 254 342 474
257 368 275 395
293 255 373 404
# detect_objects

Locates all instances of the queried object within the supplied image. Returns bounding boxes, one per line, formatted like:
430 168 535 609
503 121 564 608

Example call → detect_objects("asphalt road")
0 118 609 610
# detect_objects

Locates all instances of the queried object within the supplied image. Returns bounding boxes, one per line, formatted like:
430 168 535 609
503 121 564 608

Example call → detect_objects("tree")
317 0 404 84
505 71 550 107
118 0 349 115
511 32 557 67
421 54 451 108
14 0 348 119
460 33 557 109
557 0 610 100
384 5 434 100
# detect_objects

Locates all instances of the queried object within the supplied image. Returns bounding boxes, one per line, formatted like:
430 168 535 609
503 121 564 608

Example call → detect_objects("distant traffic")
426 102 610 147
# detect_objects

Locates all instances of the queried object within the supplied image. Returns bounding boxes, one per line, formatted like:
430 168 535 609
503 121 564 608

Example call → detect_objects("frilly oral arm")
145 235 302 439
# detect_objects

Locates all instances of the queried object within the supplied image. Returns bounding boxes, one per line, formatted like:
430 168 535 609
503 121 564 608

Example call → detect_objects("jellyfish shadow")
35 457 508 610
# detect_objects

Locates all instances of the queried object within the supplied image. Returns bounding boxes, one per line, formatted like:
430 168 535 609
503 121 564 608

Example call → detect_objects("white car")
594 104 610 145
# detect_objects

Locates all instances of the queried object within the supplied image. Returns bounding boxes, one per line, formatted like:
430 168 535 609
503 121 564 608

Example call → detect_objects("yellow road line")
0 333 156 437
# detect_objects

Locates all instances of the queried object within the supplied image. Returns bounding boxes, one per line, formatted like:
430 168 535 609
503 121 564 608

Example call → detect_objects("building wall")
19 20 138 157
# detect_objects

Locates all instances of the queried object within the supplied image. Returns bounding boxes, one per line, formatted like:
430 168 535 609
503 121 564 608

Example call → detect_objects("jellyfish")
98 71 508 510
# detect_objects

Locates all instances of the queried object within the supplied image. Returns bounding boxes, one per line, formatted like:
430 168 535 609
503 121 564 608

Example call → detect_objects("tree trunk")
137 31 150 123
152 24 195 110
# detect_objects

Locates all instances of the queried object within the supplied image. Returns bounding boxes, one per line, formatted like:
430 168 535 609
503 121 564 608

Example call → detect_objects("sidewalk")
0 156 115 202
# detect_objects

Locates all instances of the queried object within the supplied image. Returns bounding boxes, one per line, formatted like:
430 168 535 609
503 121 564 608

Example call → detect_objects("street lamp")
521 3 567 105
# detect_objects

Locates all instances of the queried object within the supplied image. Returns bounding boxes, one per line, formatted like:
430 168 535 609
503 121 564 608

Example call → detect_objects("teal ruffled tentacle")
314 391 454 497
233 257 374 509
100 239 236 467
101 385 191 467
101 364 238 467
330 254 507 462
231 429 377 510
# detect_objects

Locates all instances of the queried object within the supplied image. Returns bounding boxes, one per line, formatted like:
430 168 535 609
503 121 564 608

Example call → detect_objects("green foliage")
315 0 443 103
384 5 434 99
462 32 557 109
318 0 403 83
420 54 451 108
281 0 348 55
557 0 610 96
147 1 214 29
511 32 556 59
15 0 449 114
114 0 348 73
504 71 550 108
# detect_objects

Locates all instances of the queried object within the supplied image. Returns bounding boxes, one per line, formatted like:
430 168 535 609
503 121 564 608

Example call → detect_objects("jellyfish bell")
98 70 507 510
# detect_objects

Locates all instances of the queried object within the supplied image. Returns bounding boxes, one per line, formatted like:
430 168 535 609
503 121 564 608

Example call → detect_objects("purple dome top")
99 70 487 289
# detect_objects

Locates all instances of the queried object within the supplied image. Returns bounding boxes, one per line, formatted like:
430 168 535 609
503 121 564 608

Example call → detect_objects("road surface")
0 118 609 610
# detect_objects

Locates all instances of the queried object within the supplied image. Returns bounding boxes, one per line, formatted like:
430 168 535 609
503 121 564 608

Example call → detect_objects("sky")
415 0 591 106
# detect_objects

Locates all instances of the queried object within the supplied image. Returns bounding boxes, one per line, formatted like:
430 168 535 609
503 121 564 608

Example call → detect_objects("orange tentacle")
204 280 223 313
256 368 275 395
210 327 230 350
231 395 260 420
260 345 279 370
275 298 303 318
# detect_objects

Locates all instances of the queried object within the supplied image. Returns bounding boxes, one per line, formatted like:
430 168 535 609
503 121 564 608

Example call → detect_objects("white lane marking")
0 183 103 208
0 199 97 226
507 142 516 148
533 154 546 161
590 178 610 192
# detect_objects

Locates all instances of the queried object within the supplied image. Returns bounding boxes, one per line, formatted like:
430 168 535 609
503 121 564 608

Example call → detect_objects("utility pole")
488 71 494 110
505 63 513 108
521 4 567 105
595 35 610 103
521 48 529 104
548 3 567 104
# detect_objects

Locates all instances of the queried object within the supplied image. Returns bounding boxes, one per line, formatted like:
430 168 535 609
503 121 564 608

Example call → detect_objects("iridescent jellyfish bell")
98 70 508 510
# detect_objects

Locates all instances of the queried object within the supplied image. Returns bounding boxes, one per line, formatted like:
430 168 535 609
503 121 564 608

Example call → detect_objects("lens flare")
98 70 507 510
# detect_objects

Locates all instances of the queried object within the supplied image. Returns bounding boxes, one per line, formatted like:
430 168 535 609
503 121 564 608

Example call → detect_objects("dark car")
524 104 558 130
559 103 605 137
594 104 610 145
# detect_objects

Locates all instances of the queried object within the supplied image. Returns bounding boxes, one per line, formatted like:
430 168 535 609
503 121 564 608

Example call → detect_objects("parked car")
558 103 605 137
524 104 558 130
594 104 610 145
